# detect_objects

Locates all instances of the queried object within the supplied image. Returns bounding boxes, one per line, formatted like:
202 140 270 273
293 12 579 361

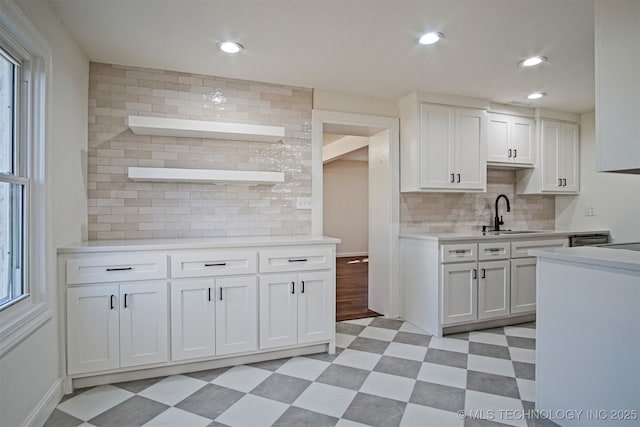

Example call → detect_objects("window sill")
0 302 52 357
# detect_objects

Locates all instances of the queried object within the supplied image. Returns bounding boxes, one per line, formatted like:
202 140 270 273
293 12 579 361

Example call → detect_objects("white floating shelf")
128 116 285 143
128 167 285 185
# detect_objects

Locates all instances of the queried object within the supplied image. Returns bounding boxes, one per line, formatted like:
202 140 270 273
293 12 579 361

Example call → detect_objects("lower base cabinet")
67 280 168 375
478 260 511 320
259 271 333 349
510 257 537 314
171 276 257 361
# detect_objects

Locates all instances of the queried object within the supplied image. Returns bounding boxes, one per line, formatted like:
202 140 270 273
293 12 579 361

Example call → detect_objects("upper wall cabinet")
595 0 640 174
399 93 488 192
487 113 535 167
516 118 579 195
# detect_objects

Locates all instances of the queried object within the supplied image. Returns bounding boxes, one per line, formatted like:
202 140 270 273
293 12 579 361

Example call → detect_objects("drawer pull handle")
288 258 307 263
124 293 128 308
110 295 115 310
301 281 305 293
205 262 226 267
208 288 212 301
454 250 468 254
219 287 223 301
291 281 295 294
106 267 132 272
481 268 486 279
488 248 502 252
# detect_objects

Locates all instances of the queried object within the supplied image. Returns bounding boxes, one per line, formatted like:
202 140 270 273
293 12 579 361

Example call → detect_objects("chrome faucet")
494 194 511 231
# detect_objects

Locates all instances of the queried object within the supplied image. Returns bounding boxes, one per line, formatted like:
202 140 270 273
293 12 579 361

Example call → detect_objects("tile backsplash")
400 169 555 234
88 63 312 240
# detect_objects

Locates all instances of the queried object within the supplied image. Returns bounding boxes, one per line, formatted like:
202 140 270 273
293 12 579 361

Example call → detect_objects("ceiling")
49 0 596 113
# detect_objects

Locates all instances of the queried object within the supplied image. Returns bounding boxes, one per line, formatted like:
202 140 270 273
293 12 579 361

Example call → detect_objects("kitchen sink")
484 230 546 235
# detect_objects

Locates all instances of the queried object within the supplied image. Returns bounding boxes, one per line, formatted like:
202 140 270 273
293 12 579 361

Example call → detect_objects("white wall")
323 159 368 256
0 1 88 425
313 89 398 118
556 111 640 242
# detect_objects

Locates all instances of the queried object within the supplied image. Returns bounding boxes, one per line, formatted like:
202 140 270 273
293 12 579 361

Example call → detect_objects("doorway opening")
312 110 400 322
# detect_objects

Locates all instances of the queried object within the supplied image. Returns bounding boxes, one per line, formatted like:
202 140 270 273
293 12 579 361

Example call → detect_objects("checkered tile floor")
45 317 559 427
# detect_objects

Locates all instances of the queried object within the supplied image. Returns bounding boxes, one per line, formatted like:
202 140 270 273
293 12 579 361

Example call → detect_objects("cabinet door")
540 120 562 191
478 260 510 320
454 108 486 190
419 104 455 189
67 285 119 374
120 281 169 367
442 262 477 325
510 117 535 165
560 123 579 192
259 273 298 349
511 257 537 314
170 278 215 361
216 276 257 355
297 271 333 344
487 113 511 163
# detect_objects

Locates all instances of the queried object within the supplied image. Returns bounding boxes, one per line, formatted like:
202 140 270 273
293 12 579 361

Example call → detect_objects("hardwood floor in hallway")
335 256 380 321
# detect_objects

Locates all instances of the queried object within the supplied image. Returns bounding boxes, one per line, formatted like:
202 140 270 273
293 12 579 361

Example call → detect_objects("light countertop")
399 229 610 242
531 246 640 272
58 235 341 254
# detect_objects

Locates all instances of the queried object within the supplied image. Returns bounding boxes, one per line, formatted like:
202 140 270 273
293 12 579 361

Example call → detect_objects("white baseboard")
22 377 63 427
336 252 368 258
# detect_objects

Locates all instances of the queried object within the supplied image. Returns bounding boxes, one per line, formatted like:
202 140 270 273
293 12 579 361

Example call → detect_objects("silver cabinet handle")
508 149 512 158
106 267 132 272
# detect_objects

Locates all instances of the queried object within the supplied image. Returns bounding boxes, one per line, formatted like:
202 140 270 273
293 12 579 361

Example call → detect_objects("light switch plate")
296 197 312 209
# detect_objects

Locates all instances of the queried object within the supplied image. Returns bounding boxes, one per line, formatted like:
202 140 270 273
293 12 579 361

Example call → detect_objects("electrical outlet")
584 206 596 217
296 197 312 210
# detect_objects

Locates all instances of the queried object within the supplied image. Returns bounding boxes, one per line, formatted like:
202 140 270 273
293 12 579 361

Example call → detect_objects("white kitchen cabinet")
259 270 332 349
400 101 487 192
510 257 537 315
487 113 535 166
67 280 168 375
595 0 640 174
67 286 119 375
171 275 257 360
517 119 579 194
477 260 511 320
119 281 169 367
442 262 477 325
215 276 257 355
170 279 216 361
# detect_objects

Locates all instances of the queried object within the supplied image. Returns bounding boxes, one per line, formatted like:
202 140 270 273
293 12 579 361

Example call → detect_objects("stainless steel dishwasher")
568 233 610 247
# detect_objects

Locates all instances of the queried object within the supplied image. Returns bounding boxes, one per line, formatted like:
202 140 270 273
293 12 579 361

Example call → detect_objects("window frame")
0 0 51 356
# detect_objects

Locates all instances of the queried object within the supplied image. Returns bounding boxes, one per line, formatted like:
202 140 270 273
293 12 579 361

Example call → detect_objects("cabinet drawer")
511 238 568 258
478 242 510 261
170 251 257 278
259 247 333 273
441 244 477 263
66 253 167 285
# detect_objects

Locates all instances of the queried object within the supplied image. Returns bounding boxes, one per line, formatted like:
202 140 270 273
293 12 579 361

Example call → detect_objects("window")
0 47 26 310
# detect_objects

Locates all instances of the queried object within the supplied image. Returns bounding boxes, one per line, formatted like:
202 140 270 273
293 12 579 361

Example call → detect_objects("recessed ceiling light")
527 92 547 100
419 32 444 45
519 56 547 67
217 41 244 54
